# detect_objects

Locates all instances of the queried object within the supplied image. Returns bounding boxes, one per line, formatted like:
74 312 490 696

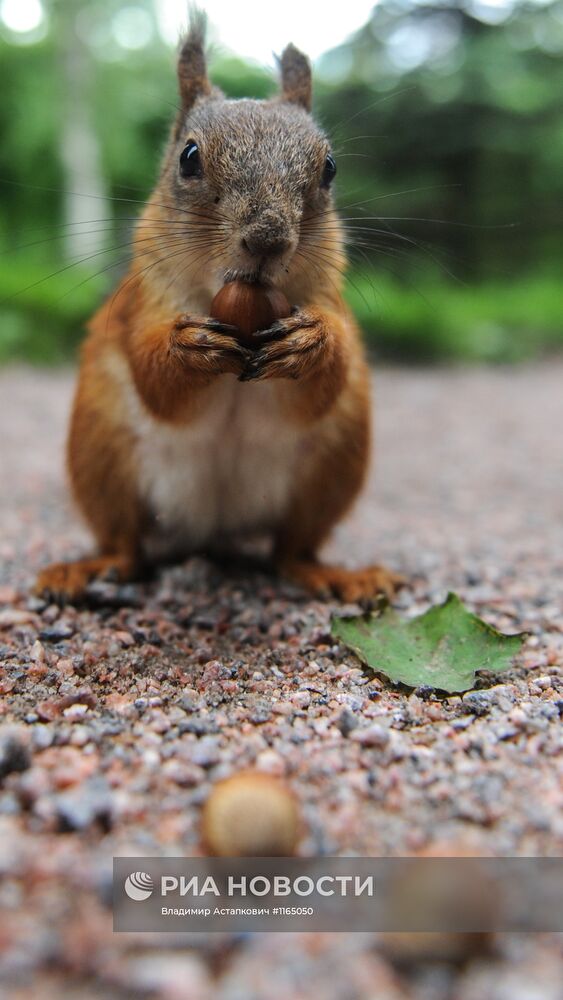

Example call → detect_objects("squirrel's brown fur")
36 17 403 603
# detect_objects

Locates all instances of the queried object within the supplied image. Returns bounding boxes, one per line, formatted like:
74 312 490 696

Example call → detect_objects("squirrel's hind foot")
35 554 136 605
279 559 406 603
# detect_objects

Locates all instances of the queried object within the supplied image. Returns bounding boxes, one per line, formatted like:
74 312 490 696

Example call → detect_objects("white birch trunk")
58 10 109 262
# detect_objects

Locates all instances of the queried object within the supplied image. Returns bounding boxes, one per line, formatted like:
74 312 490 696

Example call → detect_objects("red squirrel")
36 15 403 604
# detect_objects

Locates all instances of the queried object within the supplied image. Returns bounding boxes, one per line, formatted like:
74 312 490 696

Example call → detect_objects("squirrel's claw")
174 315 239 335
239 311 325 382
203 318 240 334
250 321 290 344
250 311 315 345
238 351 302 382
238 353 280 381
171 320 250 378
238 359 261 382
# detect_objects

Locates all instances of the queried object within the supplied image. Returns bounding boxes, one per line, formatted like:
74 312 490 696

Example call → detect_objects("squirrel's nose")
241 232 291 259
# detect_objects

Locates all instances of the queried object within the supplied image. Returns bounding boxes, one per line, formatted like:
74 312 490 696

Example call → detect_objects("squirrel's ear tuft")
177 9 212 111
278 44 312 111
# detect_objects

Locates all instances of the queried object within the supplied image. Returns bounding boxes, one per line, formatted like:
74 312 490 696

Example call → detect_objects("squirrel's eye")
321 153 337 188
180 141 202 178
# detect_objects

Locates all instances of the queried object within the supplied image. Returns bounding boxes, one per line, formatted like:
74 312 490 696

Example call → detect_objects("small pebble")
0 727 31 780
336 708 359 737
350 724 390 748
39 624 75 642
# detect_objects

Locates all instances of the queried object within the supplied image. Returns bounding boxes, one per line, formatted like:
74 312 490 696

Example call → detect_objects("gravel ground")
0 363 562 999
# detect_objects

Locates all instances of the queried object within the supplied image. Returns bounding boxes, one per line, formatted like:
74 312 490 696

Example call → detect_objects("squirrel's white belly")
110 354 307 556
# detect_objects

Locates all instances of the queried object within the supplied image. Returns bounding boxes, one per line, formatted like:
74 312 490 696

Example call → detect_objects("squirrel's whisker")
0 228 229 309
334 134 389 146
47 236 210 309
0 176 234 227
2 225 216 259
338 184 461 212
293 249 343 302
103 245 199 333
11 208 230 238
157 244 225 301
302 213 464 281
103 236 228 324
328 86 417 142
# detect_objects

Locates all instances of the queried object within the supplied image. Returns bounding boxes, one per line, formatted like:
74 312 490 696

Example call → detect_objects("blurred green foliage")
346 272 563 361
0 0 561 364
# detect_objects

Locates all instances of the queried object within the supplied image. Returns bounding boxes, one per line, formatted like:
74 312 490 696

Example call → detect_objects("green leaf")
331 592 527 694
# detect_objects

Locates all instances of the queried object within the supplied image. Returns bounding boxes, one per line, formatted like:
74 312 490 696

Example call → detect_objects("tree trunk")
56 6 108 262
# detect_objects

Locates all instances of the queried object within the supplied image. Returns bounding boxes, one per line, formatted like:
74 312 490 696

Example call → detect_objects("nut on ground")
201 770 299 856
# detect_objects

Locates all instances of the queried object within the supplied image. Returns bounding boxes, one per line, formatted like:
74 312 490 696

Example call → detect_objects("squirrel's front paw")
239 310 325 382
172 316 250 377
